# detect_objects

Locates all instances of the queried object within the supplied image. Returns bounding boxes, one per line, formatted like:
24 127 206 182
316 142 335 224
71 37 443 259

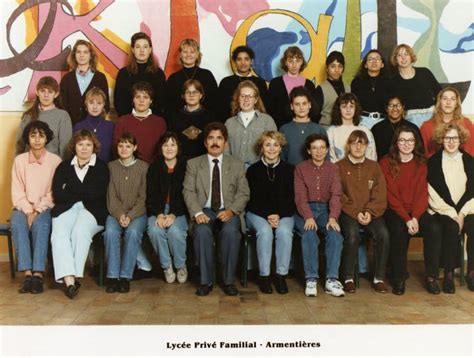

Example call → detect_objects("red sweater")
420 118 474 158
113 113 167 164
380 157 428 222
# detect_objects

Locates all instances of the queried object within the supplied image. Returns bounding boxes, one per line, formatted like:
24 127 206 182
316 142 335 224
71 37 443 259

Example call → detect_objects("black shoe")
65 282 80 299
223 284 239 296
196 284 213 296
392 281 405 295
442 277 455 294
133 268 154 281
274 274 288 294
18 276 33 294
425 278 441 294
105 278 120 293
258 276 273 294
30 276 44 294
118 278 130 293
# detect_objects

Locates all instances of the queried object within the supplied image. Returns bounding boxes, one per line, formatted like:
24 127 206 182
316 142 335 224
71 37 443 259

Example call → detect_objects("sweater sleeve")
126 166 148 220
34 156 61 213
365 164 387 218
52 162 79 205
113 69 129 117
412 164 429 220
364 127 378 161
294 165 313 220
428 184 458 218
328 165 342 220
327 127 337 163
11 158 34 214
380 159 411 222
460 199 474 217
107 173 127 221
58 111 73 159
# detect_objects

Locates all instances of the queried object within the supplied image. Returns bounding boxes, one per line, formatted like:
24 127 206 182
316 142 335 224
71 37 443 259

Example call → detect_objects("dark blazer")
427 149 474 213
51 158 109 225
146 157 187 217
268 76 317 128
183 154 250 218
60 70 110 125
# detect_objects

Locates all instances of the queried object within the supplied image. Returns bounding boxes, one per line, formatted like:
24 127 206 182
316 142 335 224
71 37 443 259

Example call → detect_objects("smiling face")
397 131 416 156
386 97 404 123
365 52 384 76
290 95 311 120
204 130 226 157
261 138 281 163
36 87 59 109
308 139 328 164
180 45 198 68
86 95 105 117
443 128 461 155
133 90 152 113
161 137 179 161
327 60 344 81
117 140 137 161
75 44 91 67
238 86 257 112
235 52 252 76
75 138 94 161
28 129 47 151
440 90 458 117
132 38 152 64
396 47 413 69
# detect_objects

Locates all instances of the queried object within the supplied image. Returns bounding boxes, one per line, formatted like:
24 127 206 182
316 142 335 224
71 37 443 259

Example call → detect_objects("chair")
0 222 15 278
460 233 466 286
91 230 106 286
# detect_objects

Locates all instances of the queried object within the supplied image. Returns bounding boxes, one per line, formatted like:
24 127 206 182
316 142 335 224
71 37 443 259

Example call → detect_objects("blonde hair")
178 39 202 66
390 44 417 67
434 123 469 145
84 87 108 116
230 80 266 116
256 131 287 154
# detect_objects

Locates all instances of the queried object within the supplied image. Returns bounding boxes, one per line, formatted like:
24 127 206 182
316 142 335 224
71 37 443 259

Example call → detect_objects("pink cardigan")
11 150 61 214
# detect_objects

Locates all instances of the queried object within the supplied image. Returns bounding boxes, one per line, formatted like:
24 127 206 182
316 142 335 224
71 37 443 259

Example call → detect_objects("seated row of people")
11 118 474 299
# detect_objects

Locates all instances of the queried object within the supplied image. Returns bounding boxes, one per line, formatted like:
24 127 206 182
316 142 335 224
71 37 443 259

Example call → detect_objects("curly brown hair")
331 93 362 126
67 40 98 71
68 129 101 156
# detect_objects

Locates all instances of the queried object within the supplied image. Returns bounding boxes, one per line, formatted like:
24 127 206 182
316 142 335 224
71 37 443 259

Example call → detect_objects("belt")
361 111 385 119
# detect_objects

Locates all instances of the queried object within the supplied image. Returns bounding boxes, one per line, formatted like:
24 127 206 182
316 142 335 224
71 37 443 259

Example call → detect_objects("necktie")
211 159 221 211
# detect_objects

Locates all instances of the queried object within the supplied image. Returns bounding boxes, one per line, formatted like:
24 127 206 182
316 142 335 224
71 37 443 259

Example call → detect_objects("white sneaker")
305 280 317 297
176 265 188 284
164 266 176 283
325 279 345 297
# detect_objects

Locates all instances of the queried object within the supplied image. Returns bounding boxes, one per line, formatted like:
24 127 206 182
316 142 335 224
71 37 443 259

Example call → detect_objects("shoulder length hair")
22 76 61 122
230 80 266 116
387 125 425 178
331 93 362 126
127 32 159 75
67 39 98 71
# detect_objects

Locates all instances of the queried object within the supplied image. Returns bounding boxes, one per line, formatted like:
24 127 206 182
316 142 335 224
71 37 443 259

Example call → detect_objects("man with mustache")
183 122 250 296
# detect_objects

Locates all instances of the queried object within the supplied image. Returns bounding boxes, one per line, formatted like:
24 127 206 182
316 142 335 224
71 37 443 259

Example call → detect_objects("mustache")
211 144 220 148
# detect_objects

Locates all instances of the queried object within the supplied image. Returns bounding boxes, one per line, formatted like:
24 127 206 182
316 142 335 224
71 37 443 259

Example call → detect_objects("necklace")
183 66 198 80
87 118 102 133
369 76 377 92
266 164 275 182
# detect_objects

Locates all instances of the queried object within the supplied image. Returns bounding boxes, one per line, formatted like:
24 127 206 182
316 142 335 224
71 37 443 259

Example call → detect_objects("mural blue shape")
361 31 377 59
439 23 474 53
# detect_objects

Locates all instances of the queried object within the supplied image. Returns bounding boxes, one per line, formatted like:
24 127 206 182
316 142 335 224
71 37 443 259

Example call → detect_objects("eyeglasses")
387 103 402 109
398 138 415 145
367 57 382 63
312 146 327 151
443 136 460 143
240 94 256 100
185 90 200 96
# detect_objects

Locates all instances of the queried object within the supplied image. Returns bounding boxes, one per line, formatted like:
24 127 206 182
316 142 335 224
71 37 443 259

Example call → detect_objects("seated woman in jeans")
51 130 109 298
246 131 295 294
11 121 61 294
104 133 149 293
380 125 429 295
147 132 188 284
426 123 474 293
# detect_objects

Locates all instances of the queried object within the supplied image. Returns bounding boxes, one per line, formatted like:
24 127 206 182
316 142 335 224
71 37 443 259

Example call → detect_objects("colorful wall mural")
0 0 473 112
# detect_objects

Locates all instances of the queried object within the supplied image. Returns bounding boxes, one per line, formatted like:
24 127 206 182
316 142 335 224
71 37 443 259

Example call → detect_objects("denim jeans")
360 114 384 130
405 107 434 128
104 214 147 279
11 209 51 272
339 212 389 281
51 202 103 281
294 203 343 280
246 211 294 276
147 211 188 270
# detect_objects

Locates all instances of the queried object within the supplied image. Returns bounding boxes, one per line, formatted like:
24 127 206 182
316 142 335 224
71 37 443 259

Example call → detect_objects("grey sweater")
16 108 73 159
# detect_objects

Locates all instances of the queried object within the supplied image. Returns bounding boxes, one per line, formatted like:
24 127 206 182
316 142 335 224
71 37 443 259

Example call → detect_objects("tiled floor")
0 261 473 325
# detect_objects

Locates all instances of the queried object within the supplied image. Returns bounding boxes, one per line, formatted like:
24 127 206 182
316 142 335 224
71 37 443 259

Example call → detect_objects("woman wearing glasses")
389 44 441 128
224 81 276 167
425 123 474 293
351 50 391 129
420 87 474 158
380 126 429 295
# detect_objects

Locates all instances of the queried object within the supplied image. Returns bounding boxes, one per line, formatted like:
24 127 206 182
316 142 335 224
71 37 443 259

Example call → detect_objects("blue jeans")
294 203 343 280
11 209 51 272
246 211 294 276
405 107 434 128
147 210 188 270
51 202 103 281
104 214 147 279
360 114 384 129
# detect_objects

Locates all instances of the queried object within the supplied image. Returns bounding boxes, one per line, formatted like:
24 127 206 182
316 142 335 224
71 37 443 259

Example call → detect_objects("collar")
28 149 46 164
119 156 137 167
71 153 97 167
261 157 280 167
207 154 223 165
348 154 365 164
76 68 92 76
132 108 152 119
236 72 252 78
310 159 326 168
442 150 463 162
